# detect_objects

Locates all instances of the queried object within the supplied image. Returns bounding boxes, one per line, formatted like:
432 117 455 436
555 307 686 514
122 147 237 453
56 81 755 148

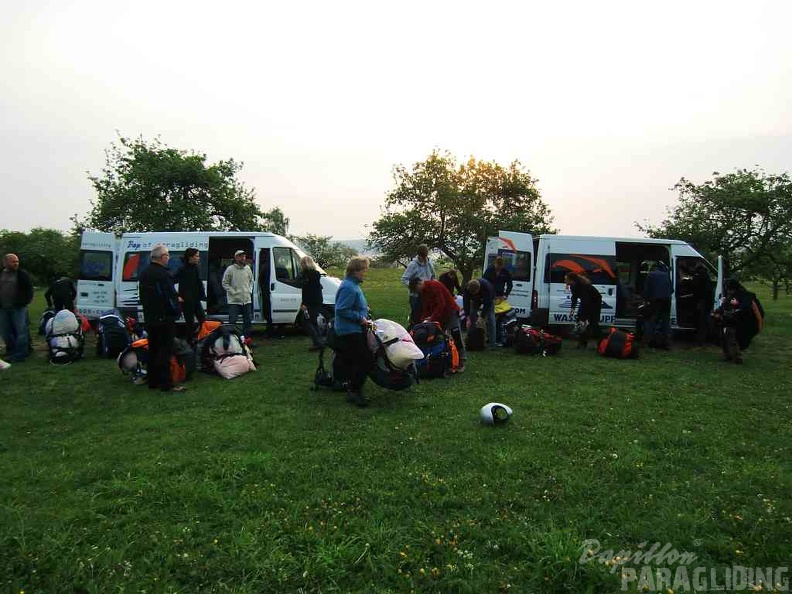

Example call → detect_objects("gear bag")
597 327 639 359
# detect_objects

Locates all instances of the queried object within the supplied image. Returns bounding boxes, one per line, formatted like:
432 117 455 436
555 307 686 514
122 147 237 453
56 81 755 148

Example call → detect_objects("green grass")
1 269 790 593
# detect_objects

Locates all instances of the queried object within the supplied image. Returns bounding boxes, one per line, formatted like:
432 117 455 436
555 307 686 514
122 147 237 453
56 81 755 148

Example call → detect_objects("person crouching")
409 277 466 372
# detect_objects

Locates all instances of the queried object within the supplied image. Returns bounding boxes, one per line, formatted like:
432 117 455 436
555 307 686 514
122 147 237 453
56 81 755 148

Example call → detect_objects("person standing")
174 248 206 341
45 274 77 312
334 256 373 407
409 277 466 371
139 244 185 392
0 253 34 362
483 256 513 300
642 261 673 350
223 249 254 338
463 278 497 348
713 278 764 364
691 264 714 346
400 244 436 325
299 255 324 351
565 272 603 348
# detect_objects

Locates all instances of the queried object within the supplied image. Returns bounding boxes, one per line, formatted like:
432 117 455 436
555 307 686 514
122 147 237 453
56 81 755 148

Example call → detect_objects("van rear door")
714 255 725 311
483 231 534 318
76 231 117 318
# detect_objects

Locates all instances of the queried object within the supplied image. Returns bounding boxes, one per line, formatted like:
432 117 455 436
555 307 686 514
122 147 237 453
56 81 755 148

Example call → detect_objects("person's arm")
401 261 416 287
69 280 77 301
45 285 53 308
504 272 513 299
335 287 363 324
426 287 445 323
221 267 232 293
570 285 579 310
462 291 471 318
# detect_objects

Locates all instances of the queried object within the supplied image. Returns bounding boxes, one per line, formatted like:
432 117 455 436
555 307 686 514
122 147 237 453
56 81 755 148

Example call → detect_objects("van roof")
538 234 689 246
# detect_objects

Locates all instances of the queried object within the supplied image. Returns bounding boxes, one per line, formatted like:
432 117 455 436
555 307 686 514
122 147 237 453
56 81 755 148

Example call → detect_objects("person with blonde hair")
299 255 324 350
334 256 373 407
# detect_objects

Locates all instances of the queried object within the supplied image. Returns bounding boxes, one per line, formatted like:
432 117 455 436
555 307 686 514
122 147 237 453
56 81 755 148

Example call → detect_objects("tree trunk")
772 280 779 301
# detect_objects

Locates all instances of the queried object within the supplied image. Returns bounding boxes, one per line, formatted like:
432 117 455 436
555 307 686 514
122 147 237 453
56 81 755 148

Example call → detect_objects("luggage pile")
410 321 461 379
197 320 256 380
45 309 85 365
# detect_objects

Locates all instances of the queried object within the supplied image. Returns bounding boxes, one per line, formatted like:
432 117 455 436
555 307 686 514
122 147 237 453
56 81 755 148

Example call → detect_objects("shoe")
346 391 367 407
453 365 466 374
0 359 10 371
162 385 188 393
132 376 146 385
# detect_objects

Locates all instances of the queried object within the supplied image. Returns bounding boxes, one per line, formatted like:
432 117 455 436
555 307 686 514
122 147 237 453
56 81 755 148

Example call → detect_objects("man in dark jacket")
642 261 674 349
139 244 184 392
45 275 77 312
483 257 513 299
463 277 497 348
713 279 764 364
173 248 206 341
0 253 34 362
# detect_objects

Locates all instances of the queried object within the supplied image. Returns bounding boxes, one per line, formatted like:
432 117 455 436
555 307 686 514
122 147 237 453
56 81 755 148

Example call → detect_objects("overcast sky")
2 0 791 240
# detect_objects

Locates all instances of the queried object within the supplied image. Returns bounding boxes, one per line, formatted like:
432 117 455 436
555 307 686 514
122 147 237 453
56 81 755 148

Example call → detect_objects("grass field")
1 268 790 593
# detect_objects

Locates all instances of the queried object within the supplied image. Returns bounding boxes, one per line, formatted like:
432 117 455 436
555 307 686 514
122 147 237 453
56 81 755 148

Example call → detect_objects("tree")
77 135 282 233
637 168 792 288
368 150 555 282
749 236 792 300
293 234 358 269
0 228 80 284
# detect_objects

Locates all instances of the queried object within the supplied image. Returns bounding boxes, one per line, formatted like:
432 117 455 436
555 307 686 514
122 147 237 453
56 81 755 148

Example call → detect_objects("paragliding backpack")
117 337 195 383
45 309 85 365
410 322 456 379
597 327 639 359
97 309 131 358
514 326 563 356
198 324 249 373
367 329 418 392
39 310 56 336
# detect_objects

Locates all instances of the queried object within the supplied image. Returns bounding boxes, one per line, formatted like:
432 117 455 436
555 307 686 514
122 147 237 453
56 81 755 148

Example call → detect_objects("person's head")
726 278 742 295
3 253 20 272
234 249 246 265
467 279 481 295
416 244 429 261
564 272 579 285
346 256 370 280
653 261 668 272
150 244 170 265
493 256 504 271
445 269 458 281
408 276 425 293
300 255 317 272
184 247 200 265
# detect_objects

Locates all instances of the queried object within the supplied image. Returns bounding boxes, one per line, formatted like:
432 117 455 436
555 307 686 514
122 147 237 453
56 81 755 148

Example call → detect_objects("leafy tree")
368 150 555 282
0 228 80 285
76 135 283 233
637 169 792 289
294 234 358 269
749 236 792 300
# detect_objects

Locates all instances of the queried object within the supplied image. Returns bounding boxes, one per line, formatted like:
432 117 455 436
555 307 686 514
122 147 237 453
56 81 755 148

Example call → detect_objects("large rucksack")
597 328 640 359
118 337 196 383
198 324 255 378
514 326 563 356
45 309 85 365
410 322 457 379
97 309 131 358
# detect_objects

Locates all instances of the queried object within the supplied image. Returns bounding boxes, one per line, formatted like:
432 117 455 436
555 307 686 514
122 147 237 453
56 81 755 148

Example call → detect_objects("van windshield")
293 249 328 275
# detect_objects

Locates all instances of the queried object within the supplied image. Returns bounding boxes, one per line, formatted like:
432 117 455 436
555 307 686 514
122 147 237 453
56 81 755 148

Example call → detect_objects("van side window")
487 250 532 282
273 247 299 285
79 250 113 282
545 253 617 285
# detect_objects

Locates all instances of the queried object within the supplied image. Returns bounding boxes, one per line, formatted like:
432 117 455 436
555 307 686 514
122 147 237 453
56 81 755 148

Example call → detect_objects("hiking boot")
346 391 367 407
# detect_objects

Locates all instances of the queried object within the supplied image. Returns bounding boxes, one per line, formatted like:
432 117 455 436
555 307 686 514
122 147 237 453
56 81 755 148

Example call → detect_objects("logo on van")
126 240 141 250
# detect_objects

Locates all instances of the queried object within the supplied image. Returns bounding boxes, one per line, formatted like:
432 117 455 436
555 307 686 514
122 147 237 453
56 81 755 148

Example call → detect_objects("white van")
483 231 724 332
77 231 341 325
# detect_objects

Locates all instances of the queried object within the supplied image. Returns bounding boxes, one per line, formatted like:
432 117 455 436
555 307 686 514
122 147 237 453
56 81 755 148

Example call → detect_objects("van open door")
713 255 725 311
483 231 534 319
76 231 117 319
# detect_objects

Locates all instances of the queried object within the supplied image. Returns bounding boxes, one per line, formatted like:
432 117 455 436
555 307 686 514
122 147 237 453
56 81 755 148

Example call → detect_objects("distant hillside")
337 239 378 256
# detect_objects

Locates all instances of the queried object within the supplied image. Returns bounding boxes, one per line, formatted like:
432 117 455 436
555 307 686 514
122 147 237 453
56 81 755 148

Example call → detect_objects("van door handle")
271 283 275 291
608 288 613 296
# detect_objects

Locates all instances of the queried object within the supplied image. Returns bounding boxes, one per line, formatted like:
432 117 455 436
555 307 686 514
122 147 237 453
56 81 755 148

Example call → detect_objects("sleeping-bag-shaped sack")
213 353 256 379
370 319 424 371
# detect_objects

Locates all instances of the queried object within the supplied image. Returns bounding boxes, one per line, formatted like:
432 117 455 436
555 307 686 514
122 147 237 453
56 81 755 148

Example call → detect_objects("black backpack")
311 347 347 392
97 312 131 358
466 326 486 351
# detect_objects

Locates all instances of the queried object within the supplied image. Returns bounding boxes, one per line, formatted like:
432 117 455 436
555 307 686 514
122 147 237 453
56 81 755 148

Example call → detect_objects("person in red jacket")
409 277 466 371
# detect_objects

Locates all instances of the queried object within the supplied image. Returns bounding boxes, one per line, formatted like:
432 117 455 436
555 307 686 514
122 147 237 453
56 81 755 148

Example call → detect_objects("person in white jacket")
400 244 436 325
222 250 254 336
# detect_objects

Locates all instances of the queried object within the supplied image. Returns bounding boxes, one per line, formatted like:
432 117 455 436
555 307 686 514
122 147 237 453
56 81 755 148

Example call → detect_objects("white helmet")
479 402 513 425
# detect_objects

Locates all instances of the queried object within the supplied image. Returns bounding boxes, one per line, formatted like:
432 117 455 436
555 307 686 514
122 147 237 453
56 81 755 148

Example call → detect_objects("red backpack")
597 328 639 359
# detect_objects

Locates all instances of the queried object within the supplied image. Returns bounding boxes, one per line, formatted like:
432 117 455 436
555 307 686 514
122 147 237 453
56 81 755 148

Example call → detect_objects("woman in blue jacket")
334 256 372 407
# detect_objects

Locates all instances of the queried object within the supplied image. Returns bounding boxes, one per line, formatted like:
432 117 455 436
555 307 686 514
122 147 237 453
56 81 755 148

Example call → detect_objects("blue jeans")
228 303 252 336
0 306 29 360
470 304 497 346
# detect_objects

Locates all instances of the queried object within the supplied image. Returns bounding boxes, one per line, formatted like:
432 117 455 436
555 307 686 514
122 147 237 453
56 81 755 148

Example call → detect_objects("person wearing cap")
222 249 254 337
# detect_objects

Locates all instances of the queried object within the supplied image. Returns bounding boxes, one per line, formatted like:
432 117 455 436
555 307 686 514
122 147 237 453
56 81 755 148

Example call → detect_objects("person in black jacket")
565 272 602 348
438 270 462 296
174 248 206 341
463 277 497 348
483 257 513 299
139 244 185 392
0 253 34 362
45 274 77 312
299 255 324 350
641 261 674 349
